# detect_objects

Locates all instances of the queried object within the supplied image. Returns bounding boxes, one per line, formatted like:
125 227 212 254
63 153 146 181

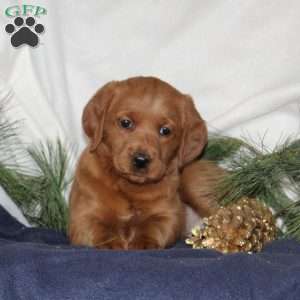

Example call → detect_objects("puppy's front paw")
129 237 162 250
94 237 126 250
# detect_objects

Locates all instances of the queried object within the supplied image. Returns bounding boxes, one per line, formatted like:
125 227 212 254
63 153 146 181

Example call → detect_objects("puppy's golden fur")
68 77 222 249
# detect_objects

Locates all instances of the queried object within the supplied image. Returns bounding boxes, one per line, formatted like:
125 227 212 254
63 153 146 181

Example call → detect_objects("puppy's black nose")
133 153 150 169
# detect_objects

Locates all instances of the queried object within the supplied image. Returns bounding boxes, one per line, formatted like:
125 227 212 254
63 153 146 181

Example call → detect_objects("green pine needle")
202 134 245 161
218 150 292 210
279 200 300 241
0 165 40 216
0 103 21 165
0 139 71 233
0 101 72 233
26 140 72 232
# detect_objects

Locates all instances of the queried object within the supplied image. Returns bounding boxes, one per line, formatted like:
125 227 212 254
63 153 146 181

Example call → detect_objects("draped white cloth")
0 0 299 222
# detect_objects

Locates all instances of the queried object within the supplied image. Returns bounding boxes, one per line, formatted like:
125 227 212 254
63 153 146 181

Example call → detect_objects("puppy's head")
83 77 207 184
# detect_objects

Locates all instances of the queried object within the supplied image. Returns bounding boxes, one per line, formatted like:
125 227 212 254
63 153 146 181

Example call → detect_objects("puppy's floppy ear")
178 95 208 168
82 81 117 151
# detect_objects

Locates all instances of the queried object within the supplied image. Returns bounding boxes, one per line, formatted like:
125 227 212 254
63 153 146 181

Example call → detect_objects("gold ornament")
186 197 277 254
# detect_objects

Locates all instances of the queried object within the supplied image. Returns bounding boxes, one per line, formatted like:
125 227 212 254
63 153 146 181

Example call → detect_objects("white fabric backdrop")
0 0 300 223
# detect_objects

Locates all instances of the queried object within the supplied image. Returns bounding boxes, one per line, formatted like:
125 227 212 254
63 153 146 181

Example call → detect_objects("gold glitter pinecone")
186 197 277 254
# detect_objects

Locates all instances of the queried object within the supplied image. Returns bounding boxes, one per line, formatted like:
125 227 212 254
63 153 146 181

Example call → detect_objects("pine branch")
202 134 244 161
26 140 71 232
279 199 300 241
218 150 292 210
0 140 71 233
0 100 72 232
0 102 21 165
0 164 42 217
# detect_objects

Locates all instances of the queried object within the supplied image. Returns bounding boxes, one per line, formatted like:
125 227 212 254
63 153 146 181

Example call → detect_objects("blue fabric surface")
0 205 300 300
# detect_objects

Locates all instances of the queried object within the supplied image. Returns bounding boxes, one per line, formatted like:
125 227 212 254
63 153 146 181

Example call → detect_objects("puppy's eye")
159 126 171 136
119 118 133 129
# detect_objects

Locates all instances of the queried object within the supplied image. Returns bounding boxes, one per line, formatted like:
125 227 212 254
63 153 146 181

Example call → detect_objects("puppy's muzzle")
132 152 151 170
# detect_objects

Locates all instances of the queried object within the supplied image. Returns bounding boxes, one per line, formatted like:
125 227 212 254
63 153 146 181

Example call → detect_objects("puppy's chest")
112 196 168 245
114 205 146 246
113 188 173 227
118 205 142 225
103 177 179 246
115 196 160 229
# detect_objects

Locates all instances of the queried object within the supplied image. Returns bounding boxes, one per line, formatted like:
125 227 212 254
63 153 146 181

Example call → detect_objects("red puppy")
69 76 220 249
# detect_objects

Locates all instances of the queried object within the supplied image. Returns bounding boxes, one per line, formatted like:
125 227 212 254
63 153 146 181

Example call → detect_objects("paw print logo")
5 16 45 48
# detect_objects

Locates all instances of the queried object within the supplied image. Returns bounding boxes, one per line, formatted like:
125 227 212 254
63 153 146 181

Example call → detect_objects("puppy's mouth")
120 173 152 184
113 161 165 184
116 170 165 184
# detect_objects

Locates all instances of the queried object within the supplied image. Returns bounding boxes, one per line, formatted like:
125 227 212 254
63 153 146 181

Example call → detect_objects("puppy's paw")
94 237 126 250
129 237 162 250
